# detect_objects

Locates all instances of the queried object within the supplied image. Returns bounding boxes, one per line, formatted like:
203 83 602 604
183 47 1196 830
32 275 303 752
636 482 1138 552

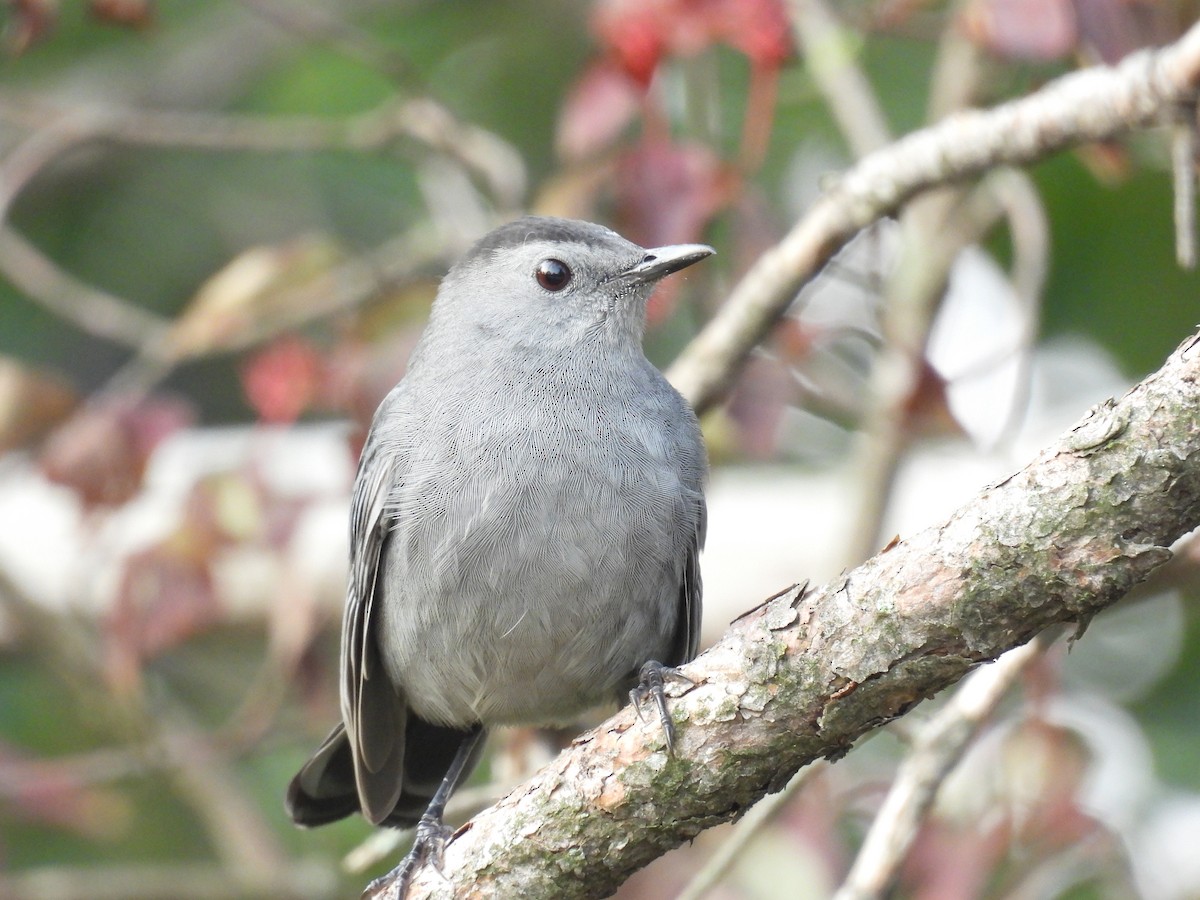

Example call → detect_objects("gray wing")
671 407 708 665
675 500 706 664
340 436 408 825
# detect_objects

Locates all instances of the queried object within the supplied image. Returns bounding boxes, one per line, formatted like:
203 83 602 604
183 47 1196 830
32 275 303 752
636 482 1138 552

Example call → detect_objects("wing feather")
671 491 706 666
340 439 407 824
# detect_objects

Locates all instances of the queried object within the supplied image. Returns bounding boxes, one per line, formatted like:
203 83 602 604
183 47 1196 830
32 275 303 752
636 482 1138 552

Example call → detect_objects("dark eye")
535 258 572 292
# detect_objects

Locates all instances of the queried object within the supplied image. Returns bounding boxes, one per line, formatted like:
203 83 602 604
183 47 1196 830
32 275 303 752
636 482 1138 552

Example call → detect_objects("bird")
285 216 711 894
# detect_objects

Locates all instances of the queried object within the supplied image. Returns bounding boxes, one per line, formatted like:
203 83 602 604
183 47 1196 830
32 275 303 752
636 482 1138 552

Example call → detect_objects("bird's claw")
629 659 694 753
362 815 452 899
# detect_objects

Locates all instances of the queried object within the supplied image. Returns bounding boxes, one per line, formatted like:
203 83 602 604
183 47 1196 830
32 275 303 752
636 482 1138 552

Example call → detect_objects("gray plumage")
287 216 710 842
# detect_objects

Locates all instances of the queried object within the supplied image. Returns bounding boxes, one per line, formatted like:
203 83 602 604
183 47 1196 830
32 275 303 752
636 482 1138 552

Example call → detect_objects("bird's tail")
286 718 485 828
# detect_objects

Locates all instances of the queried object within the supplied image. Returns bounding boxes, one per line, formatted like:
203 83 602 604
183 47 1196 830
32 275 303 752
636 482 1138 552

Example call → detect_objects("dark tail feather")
286 724 361 827
285 718 486 829
380 716 488 826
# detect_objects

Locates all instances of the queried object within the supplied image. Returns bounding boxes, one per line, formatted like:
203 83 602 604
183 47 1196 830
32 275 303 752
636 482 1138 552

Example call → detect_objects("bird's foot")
362 814 452 899
629 659 694 753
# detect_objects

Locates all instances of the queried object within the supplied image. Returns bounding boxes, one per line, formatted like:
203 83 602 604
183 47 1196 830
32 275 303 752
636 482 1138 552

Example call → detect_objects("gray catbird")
286 216 711 892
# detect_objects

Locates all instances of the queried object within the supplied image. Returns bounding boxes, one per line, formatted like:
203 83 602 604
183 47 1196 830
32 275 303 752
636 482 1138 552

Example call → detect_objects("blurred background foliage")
2 1 1200 898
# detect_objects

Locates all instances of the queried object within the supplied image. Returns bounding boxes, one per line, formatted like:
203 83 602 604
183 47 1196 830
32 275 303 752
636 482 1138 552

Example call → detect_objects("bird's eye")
535 258 572 292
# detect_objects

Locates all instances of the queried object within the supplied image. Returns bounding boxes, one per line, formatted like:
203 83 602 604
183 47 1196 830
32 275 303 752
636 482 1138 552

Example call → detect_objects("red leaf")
592 1 668 84
240 335 324 424
615 138 730 247
0 744 130 839
88 0 155 29
706 0 792 68
614 139 730 322
106 540 219 693
961 0 1079 61
591 0 792 82
39 396 194 508
1075 0 1175 64
5 0 58 54
557 60 643 161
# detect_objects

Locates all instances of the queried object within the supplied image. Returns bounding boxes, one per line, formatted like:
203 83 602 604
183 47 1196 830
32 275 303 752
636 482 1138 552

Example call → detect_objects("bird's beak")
620 244 715 283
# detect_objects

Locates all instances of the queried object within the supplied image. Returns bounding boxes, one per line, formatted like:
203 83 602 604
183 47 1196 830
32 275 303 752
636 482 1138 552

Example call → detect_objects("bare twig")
0 224 171 349
1172 102 1198 269
843 181 1000 563
0 121 172 348
0 116 91 221
235 0 420 85
839 22 991 564
0 91 526 210
788 0 891 156
0 862 338 900
833 639 1046 900
0 87 520 369
974 167 1050 445
0 93 474 397
675 762 826 900
789 0 929 570
668 21 1200 414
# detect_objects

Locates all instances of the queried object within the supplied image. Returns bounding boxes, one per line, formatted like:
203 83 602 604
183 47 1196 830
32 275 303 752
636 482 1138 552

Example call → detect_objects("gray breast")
374 369 702 727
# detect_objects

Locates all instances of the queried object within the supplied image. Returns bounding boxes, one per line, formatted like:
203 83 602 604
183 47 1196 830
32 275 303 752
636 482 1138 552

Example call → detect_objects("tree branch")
668 20 1200 414
373 319 1200 896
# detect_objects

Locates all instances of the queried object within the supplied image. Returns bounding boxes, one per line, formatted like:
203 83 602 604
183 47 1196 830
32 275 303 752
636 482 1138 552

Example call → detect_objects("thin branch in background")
841 192 972 564
972 167 1050 446
844 167 1046 562
235 0 421 86
892 172 1048 395
924 3 985 124
787 0 891 157
789 0 994 566
382 97 526 213
99 222 451 403
0 115 91 220
788 0 917 568
0 120 172 349
988 169 1051 314
0 862 338 900
0 224 171 350
667 22 1200 415
0 91 527 211
675 761 826 900
842 168 1049 551
0 87 513 397
1172 101 1198 269
155 714 286 880
832 638 1047 900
